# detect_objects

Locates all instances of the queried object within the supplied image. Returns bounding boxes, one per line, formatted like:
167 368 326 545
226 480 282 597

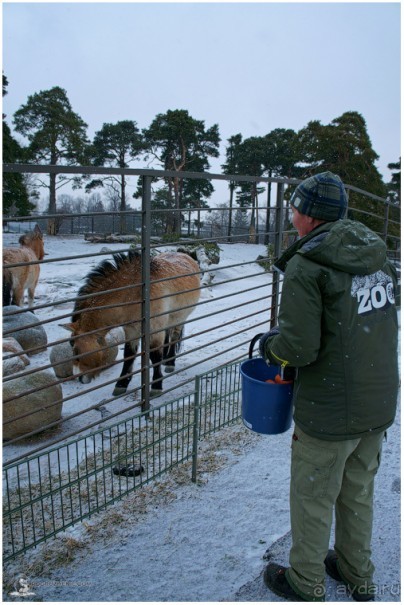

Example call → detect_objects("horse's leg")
163 330 174 373
163 326 183 373
11 282 23 307
3 270 13 307
27 269 40 309
113 340 138 396
27 289 35 308
150 346 164 395
149 331 166 394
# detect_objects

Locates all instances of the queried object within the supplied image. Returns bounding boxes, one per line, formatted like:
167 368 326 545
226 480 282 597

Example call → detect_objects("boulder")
3 369 63 440
3 356 27 377
49 341 76 379
3 336 31 377
106 327 125 351
3 306 47 355
3 337 30 366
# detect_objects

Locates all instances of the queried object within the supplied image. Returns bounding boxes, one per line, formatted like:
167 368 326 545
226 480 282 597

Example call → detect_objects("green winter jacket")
263 219 399 440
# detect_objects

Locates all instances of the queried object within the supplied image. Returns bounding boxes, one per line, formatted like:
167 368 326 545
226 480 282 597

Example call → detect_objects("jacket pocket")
291 438 337 498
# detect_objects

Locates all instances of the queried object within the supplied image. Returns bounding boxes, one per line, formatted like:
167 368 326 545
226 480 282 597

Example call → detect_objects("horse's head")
61 322 107 383
19 229 45 261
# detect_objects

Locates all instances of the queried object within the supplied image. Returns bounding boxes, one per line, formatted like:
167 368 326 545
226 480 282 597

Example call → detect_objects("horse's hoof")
112 386 127 396
113 464 144 477
150 388 163 397
164 365 175 373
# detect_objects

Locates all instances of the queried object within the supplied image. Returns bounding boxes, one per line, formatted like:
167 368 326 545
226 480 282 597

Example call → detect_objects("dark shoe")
264 564 325 601
324 550 375 602
264 564 304 601
324 550 343 582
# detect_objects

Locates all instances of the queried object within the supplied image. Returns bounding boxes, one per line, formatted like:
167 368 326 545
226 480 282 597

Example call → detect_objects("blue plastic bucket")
240 358 293 435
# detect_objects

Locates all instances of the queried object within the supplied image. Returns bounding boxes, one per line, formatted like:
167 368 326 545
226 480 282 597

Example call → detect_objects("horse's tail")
173 326 185 354
163 326 184 365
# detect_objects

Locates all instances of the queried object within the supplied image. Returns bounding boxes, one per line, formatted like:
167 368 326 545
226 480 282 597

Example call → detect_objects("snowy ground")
2 233 401 602
3 400 400 602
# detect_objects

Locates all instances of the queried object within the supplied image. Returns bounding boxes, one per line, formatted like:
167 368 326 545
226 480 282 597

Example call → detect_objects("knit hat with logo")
290 171 348 221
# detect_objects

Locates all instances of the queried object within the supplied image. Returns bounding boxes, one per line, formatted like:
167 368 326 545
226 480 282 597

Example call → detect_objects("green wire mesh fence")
3 359 243 562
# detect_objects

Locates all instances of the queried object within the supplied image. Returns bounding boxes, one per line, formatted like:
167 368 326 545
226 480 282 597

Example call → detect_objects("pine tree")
387 158 401 205
86 120 144 234
297 112 387 232
222 134 243 239
143 109 220 234
13 86 90 234
2 74 33 216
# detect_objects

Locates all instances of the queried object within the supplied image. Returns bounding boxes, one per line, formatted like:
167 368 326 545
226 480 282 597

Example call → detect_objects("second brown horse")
3 225 45 307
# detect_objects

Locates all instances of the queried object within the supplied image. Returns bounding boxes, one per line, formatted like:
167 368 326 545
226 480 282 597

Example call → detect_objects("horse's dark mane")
72 249 141 321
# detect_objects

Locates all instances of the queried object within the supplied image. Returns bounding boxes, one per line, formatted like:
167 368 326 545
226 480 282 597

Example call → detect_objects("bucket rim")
240 358 291 389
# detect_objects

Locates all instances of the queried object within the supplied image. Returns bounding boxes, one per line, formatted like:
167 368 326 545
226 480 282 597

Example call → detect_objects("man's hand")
258 327 280 358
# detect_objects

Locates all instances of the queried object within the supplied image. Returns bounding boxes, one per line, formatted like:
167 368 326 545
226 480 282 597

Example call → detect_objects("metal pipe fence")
2 164 400 561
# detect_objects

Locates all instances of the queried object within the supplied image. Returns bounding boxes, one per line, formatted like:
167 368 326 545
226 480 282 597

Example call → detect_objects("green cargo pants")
286 425 384 600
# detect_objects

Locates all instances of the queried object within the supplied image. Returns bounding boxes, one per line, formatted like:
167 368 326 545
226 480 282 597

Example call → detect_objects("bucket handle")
248 333 264 359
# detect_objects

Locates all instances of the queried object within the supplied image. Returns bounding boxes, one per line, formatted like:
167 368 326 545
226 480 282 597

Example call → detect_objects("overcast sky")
2 1 401 204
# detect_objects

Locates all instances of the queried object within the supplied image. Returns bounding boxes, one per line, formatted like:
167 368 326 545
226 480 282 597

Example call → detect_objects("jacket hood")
276 219 387 276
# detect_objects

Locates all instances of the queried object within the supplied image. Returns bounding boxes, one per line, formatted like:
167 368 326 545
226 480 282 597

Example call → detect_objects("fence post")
264 181 272 246
141 176 152 412
191 375 201 483
271 182 285 328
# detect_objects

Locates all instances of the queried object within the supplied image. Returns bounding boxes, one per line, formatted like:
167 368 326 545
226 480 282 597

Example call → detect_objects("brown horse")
62 250 201 396
3 226 45 307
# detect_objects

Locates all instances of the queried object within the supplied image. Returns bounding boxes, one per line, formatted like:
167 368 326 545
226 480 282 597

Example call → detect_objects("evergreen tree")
150 188 174 235
143 109 220 233
385 158 401 251
386 158 400 205
3 121 35 216
180 155 214 237
13 86 90 234
2 72 8 99
262 128 301 241
222 134 243 239
263 128 301 179
2 74 34 216
86 120 144 233
297 111 387 232
233 207 249 236
225 136 266 242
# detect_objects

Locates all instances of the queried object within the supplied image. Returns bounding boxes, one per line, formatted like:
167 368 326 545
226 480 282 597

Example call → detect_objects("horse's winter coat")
62 250 201 396
3 227 45 307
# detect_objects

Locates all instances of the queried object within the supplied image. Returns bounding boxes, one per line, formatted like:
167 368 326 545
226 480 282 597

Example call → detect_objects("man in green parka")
259 172 399 602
